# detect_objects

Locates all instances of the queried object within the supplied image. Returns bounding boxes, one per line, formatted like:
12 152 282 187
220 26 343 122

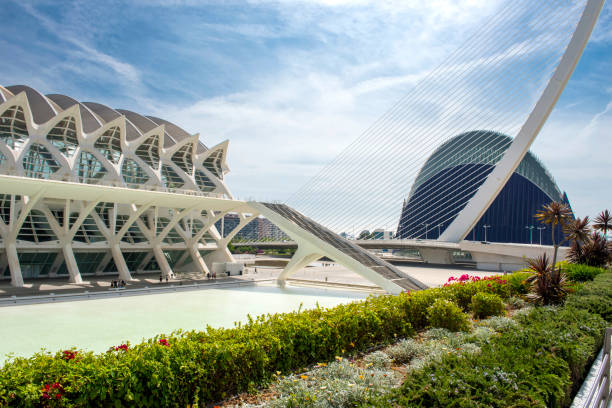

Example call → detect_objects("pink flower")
114 344 129 351
159 338 170 346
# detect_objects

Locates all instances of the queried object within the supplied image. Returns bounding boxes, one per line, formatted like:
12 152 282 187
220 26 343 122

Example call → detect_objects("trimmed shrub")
427 299 470 332
563 263 607 282
0 273 528 407
471 292 505 319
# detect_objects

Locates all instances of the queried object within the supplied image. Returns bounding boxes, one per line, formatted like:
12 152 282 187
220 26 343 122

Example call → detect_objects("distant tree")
534 201 572 269
358 230 372 240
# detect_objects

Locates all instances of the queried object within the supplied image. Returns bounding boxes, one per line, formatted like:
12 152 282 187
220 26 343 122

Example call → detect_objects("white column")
277 246 321 287
111 243 133 281
62 243 83 284
153 245 172 278
188 245 209 275
6 242 24 287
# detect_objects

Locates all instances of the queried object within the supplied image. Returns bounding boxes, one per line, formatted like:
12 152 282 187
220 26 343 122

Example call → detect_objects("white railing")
583 328 612 408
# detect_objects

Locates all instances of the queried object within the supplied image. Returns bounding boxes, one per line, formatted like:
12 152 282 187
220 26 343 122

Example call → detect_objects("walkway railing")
583 328 612 408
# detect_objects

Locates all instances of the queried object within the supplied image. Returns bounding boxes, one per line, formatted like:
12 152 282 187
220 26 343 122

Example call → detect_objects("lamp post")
437 224 442 238
483 225 491 243
422 223 429 240
525 225 534 244
537 226 546 245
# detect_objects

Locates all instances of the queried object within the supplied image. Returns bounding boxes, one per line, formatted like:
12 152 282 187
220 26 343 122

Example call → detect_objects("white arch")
440 0 606 242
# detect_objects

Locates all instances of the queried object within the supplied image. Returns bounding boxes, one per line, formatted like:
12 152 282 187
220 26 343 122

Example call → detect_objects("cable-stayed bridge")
0 0 604 293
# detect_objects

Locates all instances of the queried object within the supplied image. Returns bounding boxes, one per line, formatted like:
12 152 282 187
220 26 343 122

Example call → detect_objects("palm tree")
594 210 611 241
534 202 572 269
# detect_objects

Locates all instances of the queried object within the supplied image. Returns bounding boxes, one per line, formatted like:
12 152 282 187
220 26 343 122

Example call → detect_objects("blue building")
397 131 573 245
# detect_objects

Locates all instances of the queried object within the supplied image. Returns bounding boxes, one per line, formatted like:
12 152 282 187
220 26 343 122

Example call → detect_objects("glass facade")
47 117 78 157
94 127 121 163
76 151 107 184
172 143 193 175
135 135 160 170
195 170 216 192
203 150 223 179
161 164 184 189
397 131 573 245
23 144 60 179
122 158 149 186
0 106 27 149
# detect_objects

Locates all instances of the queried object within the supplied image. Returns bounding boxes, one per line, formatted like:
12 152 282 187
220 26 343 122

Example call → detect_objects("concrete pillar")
153 245 172 278
62 244 83 284
277 246 321 287
6 242 24 287
111 243 133 281
188 245 209 275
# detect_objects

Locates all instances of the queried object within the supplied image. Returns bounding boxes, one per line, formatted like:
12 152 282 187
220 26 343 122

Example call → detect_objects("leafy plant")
569 232 611 268
525 253 569 305
471 292 505 319
427 299 470 332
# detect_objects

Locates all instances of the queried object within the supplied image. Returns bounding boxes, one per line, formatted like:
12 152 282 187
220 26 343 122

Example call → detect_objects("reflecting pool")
0 283 369 361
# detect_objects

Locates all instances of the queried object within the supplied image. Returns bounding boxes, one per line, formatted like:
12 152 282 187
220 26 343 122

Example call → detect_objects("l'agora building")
0 84 253 287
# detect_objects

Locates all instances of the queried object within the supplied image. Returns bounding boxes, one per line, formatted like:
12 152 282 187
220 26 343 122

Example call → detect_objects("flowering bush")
158 338 170 347
113 344 129 351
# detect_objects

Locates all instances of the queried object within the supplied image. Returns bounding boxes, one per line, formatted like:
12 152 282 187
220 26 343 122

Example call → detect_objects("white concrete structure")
0 85 255 287
440 0 606 242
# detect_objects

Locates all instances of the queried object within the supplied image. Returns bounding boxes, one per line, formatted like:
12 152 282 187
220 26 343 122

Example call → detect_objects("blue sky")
1 0 611 220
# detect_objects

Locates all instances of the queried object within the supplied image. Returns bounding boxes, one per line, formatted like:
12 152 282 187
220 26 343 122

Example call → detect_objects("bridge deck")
260 203 426 291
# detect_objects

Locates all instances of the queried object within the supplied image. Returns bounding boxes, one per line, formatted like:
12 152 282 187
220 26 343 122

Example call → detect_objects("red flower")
62 350 77 361
114 344 129 351
159 338 170 346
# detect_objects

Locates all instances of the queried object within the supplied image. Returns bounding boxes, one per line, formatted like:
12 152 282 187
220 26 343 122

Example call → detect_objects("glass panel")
76 151 107 184
116 215 147 243
161 164 184 189
122 158 149 187
203 150 223 179
195 170 216 192
0 106 27 149
18 252 57 278
171 144 193 175
135 135 159 170
47 116 78 157
17 210 58 242
23 144 60 179
94 127 121 163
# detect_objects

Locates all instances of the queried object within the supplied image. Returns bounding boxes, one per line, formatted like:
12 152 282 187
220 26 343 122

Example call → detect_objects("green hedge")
0 273 520 407
563 263 608 282
382 272 612 408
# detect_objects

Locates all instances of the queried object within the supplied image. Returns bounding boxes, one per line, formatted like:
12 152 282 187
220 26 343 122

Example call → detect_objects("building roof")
3 85 205 151
411 130 562 202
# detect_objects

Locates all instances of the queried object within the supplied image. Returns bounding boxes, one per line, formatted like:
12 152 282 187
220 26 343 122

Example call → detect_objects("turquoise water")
0 283 368 361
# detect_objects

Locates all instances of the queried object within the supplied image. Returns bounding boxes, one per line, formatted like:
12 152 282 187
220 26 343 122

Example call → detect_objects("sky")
1 0 611 222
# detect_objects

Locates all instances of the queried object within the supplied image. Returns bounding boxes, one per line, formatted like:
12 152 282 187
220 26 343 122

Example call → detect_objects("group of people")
159 273 176 283
206 271 217 280
111 280 126 288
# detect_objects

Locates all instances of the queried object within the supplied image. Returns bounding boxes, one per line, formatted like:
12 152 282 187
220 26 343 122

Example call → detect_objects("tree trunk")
551 223 558 271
